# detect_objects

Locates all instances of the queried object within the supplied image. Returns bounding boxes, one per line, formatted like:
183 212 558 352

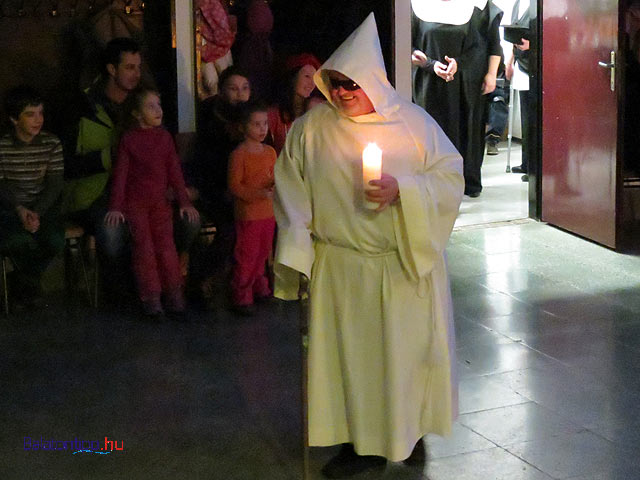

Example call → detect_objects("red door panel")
541 0 618 248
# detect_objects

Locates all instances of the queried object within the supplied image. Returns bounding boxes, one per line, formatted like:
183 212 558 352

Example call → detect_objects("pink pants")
126 203 182 302
231 217 275 306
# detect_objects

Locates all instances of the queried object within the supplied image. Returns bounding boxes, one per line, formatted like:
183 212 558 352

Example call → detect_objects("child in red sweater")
228 102 276 316
105 88 199 316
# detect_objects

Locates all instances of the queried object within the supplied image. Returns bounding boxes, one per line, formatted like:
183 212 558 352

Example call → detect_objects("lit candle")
362 143 382 209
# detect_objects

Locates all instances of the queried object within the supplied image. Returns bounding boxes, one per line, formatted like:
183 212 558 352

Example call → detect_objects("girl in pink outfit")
105 88 199 316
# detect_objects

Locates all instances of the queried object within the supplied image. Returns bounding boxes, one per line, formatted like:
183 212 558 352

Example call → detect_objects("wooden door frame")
532 0 542 219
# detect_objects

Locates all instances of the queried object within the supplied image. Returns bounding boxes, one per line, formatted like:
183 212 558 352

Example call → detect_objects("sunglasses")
329 78 361 91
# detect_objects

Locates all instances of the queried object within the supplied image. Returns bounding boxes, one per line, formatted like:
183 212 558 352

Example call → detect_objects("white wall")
175 1 196 133
394 0 413 101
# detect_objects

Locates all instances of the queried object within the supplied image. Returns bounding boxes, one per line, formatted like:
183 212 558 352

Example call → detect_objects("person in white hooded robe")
273 13 464 478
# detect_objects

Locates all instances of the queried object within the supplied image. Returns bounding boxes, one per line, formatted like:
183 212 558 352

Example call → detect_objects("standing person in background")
62 37 200 302
235 0 274 101
412 0 503 197
190 66 252 309
506 0 531 181
267 53 321 155
0 86 65 310
485 58 508 155
274 14 463 478
105 88 199 317
228 102 276 316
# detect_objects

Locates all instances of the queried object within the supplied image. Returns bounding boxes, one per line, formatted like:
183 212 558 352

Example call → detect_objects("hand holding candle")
362 143 382 209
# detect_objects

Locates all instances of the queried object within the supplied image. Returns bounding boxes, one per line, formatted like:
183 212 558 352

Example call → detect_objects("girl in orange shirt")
227 102 276 316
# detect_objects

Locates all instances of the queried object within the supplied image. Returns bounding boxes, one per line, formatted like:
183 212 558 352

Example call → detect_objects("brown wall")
0 0 145 136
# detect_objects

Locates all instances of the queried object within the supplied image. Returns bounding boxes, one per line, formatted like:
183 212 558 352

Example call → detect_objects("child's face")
134 92 163 128
222 75 251 105
11 104 44 142
244 111 269 143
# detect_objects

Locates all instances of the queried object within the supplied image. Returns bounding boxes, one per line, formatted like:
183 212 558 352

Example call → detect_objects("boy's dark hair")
103 37 141 76
5 85 43 120
239 100 268 127
218 65 250 93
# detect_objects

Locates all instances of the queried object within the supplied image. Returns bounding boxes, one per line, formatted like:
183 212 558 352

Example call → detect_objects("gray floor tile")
455 317 513 349
454 291 536 320
457 341 554 377
505 431 637 480
426 446 553 480
564 463 640 480
459 402 582 446
458 375 529 414
425 423 495 459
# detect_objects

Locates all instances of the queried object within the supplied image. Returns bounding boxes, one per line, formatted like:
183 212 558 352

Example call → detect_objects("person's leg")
90 193 128 260
485 86 508 155
462 81 486 196
231 220 260 308
251 218 275 299
149 205 184 312
126 206 162 313
173 206 201 253
173 206 201 279
33 208 65 276
486 85 509 138
0 211 41 294
89 193 134 304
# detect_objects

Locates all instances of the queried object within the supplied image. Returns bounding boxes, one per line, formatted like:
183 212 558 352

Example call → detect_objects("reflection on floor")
2 222 640 479
456 142 528 228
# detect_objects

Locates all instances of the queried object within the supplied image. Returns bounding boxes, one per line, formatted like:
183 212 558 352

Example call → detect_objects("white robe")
273 13 464 462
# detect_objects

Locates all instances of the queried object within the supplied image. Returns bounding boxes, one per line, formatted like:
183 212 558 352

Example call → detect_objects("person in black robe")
412 0 503 197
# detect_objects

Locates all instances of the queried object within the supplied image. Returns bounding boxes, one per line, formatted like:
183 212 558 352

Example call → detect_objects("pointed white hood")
411 0 487 25
314 13 401 120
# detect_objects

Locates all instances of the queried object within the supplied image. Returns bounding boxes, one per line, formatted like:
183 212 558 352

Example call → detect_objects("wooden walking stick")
298 273 310 480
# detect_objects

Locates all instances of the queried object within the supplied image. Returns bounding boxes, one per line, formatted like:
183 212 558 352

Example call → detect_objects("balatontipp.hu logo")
24 436 125 455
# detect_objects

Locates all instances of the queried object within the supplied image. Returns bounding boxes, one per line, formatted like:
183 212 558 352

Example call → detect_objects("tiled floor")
456 141 528 228
2 151 640 479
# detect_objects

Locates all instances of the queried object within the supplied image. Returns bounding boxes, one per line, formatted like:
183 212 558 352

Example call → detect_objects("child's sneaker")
231 303 257 316
165 288 186 313
142 296 164 317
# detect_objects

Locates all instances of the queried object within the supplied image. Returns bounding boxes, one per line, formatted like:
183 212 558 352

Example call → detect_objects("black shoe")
511 165 527 174
403 439 427 467
142 298 164 318
486 142 499 155
321 444 386 479
521 174 529 182
466 191 481 198
254 294 274 304
231 303 256 317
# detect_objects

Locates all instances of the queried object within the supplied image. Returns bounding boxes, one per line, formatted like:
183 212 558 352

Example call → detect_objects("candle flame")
363 143 382 168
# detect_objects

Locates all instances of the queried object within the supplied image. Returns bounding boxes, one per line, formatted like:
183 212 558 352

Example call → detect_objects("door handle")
598 51 616 91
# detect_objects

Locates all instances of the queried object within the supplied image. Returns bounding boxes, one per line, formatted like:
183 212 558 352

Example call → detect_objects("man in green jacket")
63 38 200 302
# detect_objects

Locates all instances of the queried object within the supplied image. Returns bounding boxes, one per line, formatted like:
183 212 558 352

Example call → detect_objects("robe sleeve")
393 106 464 288
273 119 314 300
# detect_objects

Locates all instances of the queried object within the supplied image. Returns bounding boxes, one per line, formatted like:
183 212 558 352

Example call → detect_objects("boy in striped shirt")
0 86 65 308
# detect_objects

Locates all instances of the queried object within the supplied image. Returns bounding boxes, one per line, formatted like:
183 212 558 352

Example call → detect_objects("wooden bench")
1 223 97 315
